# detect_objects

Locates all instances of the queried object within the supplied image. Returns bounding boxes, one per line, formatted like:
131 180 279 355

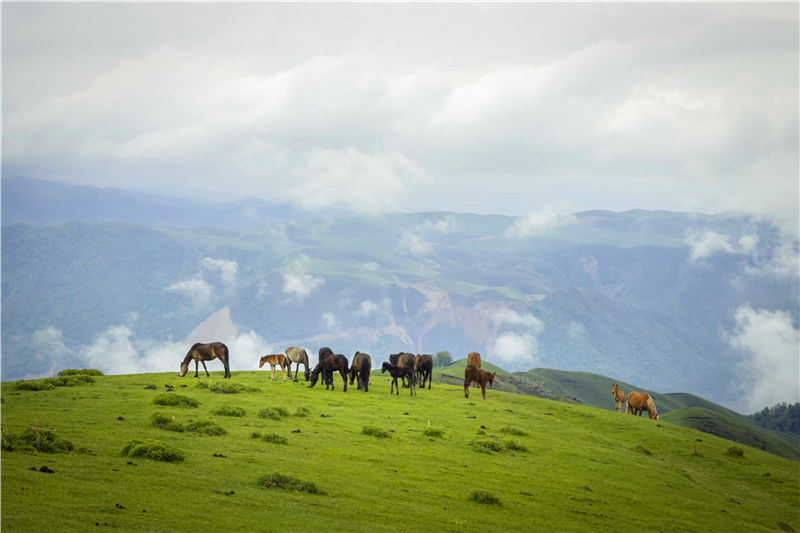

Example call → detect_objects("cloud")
726 304 799 413
282 255 324 299
397 231 434 256
505 208 578 239
488 308 545 370
164 278 212 307
322 312 339 331
201 257 238 285
357 298 391 319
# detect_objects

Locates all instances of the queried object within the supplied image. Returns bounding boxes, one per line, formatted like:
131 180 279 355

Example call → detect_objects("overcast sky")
3 2 798 224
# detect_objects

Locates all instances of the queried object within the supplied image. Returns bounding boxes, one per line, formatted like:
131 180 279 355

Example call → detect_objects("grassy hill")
2 370 798 532
437 363 800 462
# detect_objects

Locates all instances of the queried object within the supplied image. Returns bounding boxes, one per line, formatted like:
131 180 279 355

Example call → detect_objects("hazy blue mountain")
2 178 797 415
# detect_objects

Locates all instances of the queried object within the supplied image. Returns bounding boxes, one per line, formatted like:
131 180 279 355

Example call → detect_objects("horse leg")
481 384 486 400
194 359 200 377
201 360 210 377
341 370 347 393
464 379 469 399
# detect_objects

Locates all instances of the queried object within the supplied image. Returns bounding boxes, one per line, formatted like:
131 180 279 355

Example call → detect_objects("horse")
350 351 372 391
284 346 311 382
414 354 433 390
381 362 416 396
317 347 334 385
612 383 625 413
259 354 288 382
626 391 659 420
389 352 415 387
466 351 481 369
309 353 349 392
179 342 231 378
464 364 495 400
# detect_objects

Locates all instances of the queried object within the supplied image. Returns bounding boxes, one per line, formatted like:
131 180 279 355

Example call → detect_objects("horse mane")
646 397 658 416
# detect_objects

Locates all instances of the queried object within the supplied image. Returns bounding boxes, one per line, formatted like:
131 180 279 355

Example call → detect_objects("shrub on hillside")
258 407 290 420
471 439 503 454
57 369 104 377
2 422 74 453
500 426 528 436
150 412 185 432
256 472 322 494
294 407 312 417
196 381 260 394
15 374 96 390
153 393 199 408
212 405 246 417
725 445 744 458
362 426 391 439
423 427 444 438
468 490 502 506
185 420 227 436
121 440 185 462
504 439 528 452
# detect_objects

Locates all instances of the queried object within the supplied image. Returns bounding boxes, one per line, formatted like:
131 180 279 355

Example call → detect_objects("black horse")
381 362 416 396
309 353 349 392
389 352 415 387
414 354 433 390
349 351 372 391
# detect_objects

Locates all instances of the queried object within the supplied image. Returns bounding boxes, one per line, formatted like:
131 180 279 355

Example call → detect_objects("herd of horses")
179 342 659 418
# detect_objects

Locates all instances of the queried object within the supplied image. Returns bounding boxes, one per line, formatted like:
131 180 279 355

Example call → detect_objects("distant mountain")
1 176 313 228
2 178 797 417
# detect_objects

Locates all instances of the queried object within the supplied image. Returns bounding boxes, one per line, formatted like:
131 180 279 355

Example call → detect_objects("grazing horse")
414 354 433 390
467 351 481 369
612 384 625 413
626 391 659 420
381 362 416 396
464 364 495 400
180 342 231 378
284 346 311 382
389 352 415 387
259 354 288 382
349 352 372 391
309 353 349 392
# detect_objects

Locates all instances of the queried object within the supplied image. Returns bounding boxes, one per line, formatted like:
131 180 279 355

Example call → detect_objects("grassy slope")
2 371 798 533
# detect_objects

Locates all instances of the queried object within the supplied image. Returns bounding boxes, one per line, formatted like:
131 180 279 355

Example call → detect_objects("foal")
381 362 416 396
259 354 288 382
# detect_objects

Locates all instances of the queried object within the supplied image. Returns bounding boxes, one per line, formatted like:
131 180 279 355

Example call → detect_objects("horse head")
488 372 496 386
179 360 189 377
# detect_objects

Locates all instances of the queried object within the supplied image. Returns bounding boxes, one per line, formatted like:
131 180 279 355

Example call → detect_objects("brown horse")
180 342 231 378
464 364 495 400
389 352 415 387
414 354 433 390
467 351 481 369
259 354 288 382
612 384 625 413
626 391 659 420
349 351 372 391
309 353 349 392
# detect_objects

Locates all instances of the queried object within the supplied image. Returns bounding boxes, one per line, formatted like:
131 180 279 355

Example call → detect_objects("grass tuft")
121 439 185 462
471 439 503 454
500 426 528 436
211 405 246 417
423 427 444 438
504 439 528 452
197 381 260 394
362 426 391 439
256 472 322 494
15 374 96 391
1 421 74 453
153 393 199 408
185 420 227 436
468 490 502 506
258 407 290 420
725 445 744 458
150 412 184 432
294 407 312 417
57 369 104 377
634 444 652 455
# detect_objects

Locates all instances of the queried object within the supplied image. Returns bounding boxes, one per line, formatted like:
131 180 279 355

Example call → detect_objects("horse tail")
360 357 370 392
222 343 231 378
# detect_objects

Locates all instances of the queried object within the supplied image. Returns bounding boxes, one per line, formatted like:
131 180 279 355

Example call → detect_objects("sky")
2 2 798 228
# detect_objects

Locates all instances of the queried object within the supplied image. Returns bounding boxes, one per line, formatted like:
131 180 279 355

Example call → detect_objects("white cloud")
419 215 461 234
201 257 238 285
397 231 434 256
357 298 391 319
164 278 212 307
726 304 800 412
487 307 545 370
282 255 324 299
322 312 339 331
505 208 578 239
363 261 379 271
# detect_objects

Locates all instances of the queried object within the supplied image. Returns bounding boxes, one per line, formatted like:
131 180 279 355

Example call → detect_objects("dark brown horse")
381 362 415 396
180 342 231 378
389 352 415 387
467 351 481 369
414 354 433 390
259 354 288 382
349 351 372 391
613 383 625 413
464 364 494 400
626 391 659 420
309 353 349 392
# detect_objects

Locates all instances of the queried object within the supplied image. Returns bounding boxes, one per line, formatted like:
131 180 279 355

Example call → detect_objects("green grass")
2 370 798 532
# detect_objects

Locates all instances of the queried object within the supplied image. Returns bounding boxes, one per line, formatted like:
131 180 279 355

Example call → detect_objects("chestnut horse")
349 351 372 391
259 354 288 382
464 364 495 400
612 384 625 413
466 351 481 369
180 342 231 378
626 391 659 420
